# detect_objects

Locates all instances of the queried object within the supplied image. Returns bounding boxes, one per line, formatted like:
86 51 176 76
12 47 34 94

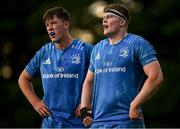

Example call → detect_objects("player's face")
45 16 69 43
103 13 123 37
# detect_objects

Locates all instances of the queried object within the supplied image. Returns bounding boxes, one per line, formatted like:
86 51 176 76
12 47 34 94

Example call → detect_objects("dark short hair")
43 7 70 23
104 4 131 23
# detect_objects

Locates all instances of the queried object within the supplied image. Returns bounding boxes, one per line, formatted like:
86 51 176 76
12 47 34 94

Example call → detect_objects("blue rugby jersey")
89 33 157 125
26 39 93 127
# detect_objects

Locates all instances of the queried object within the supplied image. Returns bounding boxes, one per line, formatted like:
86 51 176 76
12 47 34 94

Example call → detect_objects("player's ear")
64 21 70 30
120 19 125 25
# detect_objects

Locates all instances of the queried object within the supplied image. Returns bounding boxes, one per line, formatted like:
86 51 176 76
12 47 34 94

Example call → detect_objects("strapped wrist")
79 107 92 120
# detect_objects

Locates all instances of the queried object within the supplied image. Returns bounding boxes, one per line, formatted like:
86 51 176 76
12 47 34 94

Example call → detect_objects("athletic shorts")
90 120 145 129
40 115 84 128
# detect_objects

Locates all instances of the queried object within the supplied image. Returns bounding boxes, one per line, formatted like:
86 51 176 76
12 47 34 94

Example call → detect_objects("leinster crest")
119 48 129 57
71 54 81 64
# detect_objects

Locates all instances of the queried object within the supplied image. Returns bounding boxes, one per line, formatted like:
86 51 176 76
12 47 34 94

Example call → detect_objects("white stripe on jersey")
125 34 140 45
73 41 84 51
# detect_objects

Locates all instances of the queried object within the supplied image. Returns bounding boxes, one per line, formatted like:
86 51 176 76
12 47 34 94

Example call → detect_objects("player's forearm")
81 80 93 108
18 77 40 106
131 73 164 108
81 70 94 108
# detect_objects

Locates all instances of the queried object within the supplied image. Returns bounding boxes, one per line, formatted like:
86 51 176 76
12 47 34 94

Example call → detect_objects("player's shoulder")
128 33 147 42
126 33 152 48
93 38 108 49
128 33 155 53
34 42 54 55
75 39 93 46
72 38 93 50
40 42 54 51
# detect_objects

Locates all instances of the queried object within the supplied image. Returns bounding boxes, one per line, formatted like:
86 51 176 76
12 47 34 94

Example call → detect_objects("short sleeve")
135 38 157 67
25 50 41 77
88 46 96 72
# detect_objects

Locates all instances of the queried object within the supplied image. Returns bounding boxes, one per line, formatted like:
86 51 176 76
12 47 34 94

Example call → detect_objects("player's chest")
95 46 132 68
41 51 84 73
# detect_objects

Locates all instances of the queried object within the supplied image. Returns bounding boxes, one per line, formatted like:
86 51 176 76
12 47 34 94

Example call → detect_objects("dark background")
0 0 179 127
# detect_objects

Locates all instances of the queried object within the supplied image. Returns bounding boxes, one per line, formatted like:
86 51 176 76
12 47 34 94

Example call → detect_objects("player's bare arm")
80 70 94 126
129 60 164 120
18 70 51 117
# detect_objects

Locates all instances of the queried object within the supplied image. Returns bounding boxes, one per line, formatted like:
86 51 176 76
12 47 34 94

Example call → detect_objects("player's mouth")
103 24 109 30
49 32 56 37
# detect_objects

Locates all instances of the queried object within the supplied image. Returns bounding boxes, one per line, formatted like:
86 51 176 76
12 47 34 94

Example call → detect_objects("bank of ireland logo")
56 67 64 72
119 48 129 57
71 54 81 64
104 61 112 66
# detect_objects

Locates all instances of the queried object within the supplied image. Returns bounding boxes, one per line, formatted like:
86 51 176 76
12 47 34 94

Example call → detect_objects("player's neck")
109 30 127 45
55 34 73 49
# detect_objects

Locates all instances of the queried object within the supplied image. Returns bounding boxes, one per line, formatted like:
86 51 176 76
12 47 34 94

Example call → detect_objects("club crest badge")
119 48 129 57
71 54 81 64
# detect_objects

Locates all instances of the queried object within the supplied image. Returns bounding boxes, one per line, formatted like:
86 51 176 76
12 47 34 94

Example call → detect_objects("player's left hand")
129 102 142 121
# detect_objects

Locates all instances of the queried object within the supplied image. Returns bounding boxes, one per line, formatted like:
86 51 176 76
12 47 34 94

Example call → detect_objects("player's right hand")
83 116 93 127
33 100 51 117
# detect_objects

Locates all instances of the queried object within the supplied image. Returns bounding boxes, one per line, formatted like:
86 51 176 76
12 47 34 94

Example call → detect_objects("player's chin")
51 39 60 43
50 38 56 42
103 31 109 36
103 30 112 37
103 30 107 34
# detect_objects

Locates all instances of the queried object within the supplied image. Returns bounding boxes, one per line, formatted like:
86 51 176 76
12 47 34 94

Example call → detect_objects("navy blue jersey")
89 33 157 124
26 39 93 126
